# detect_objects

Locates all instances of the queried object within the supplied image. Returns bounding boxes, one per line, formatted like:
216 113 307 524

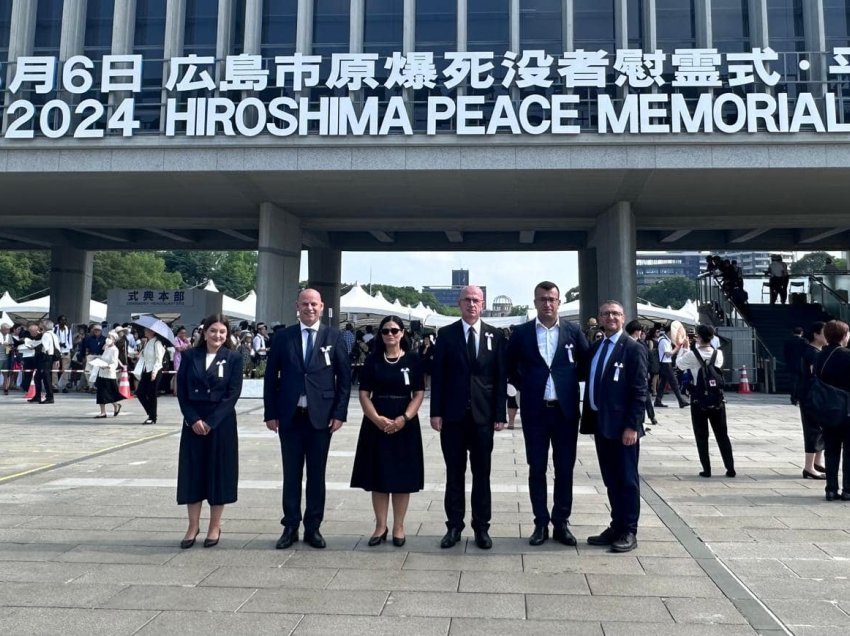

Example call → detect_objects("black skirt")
95 376 124 405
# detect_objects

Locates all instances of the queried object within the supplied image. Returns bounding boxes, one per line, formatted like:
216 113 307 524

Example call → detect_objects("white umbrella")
132 315 176 345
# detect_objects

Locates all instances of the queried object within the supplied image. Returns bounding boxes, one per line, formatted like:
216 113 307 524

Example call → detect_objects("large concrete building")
2 1 850 326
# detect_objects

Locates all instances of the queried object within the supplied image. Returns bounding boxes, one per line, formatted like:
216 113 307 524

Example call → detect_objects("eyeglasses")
381 328 402 335
600 311 623 317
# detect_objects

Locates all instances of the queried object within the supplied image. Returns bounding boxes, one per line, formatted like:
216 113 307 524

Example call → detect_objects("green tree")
638 277 697 309
510 304 529 316
92 252 183 300
564 286 580 303
790 252 846 275
216 251 258 297
0 251 50 299
162 251 224 288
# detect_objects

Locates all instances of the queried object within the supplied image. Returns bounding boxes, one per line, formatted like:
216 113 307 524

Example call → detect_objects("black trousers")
690 404 735 473
33 358 53 401
822 425 850 494
656 363 686 406
799 406 824 454
522 407 578 527
440 411 494 532
594 435 641 535
769 276 789 304
135 371 158 421
21 357 37 392
279 410 332 531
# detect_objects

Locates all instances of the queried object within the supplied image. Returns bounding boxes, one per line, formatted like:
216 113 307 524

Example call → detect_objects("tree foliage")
510 304 530 316
162 250 258 298
789 251 846 275
0 251 50 299
638 277 697 309
92 252 183 300
564 286 580 303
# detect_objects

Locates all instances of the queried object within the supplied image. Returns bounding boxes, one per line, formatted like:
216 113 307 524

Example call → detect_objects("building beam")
218 229 257 242
302 230 331 249
798 227 850 244
519 230 536 245
0 231 53 248
370 230 395 244
729 228 771 243
73 229 131 243
660 229 692 244
147 228 195 243
445 231 464 243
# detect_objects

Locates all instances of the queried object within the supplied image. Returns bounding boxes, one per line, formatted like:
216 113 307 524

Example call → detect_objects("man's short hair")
823 320 849 346
696 324 715 342
534 281 559 296
625 320 643 335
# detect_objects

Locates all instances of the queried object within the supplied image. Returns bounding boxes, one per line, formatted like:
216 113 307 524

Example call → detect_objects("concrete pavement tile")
601 623 756 635
743 577 850 601
663 598 750 624
764 599 850 627
638 557 706 576
523 553 644 575
294 614 449 635
778 516 850 529
525 594 672 622
136 610 301 634
449 618 603 635
747 529 850 543
586 574 722 598
200 565 337 588
792 628 850 636
284 550 406 570
327 568 459 592
688 516 786 529
17 515 132 531
166 547 293 567
0 515 38 528
383 591 525 619
464 536 577 555
242 589 388 615
56 545 181 565
403 553 523 572
722 558 797 579
0 561 93 583
72 563 219 586
458 570 589 595
816 542 850 558
0 582 124 608
102 584 255 611
0 543 75 561
707 542 831 559
242 533 361 551
578 541 690 557
0 607 158 635
783 559 850 579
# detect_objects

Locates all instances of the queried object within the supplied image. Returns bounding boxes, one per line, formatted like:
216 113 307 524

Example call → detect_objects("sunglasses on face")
381 328 402 335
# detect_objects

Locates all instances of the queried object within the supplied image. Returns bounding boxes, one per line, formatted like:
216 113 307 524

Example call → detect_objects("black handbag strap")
816 348 839 380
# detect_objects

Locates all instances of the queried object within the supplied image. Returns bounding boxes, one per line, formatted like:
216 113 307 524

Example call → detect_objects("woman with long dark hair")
351 315 425 547
176 314 243 548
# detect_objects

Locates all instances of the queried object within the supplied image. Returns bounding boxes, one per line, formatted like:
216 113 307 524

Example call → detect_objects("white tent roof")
0 294 107 323
0 312 13 327
203 280 220 292
0 291 17 312
340 285 387 314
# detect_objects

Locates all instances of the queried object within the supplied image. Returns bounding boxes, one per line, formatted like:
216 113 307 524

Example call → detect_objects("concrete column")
578 248 599 326
164 0 186 59
50 247 94 327
351 0 364 53
296 0 313 53
615 0 629 49
404 0 415 50
112 0 137 54
256 203 302 325
749 0 768 48
644 0 655 49
457 0 467 51
803 0 826 93
696 0 711 48
589 202 638 320
244 0 263 54
510 0 520 52
308 248 342 327
563 0 573 52
59 0 87 62
217 0 235 59
2 0 37 132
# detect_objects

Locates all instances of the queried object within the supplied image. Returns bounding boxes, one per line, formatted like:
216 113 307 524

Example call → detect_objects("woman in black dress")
351 315 425 547
799 321 826 479
176 313 244 548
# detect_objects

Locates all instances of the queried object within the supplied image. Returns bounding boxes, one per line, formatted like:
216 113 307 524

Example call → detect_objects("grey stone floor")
0 386 847 635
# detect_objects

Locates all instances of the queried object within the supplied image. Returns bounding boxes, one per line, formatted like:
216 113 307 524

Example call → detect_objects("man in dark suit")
506 281 589 546
580 300 648 553
783 326 807 406
263 289 351 549
431 285 507 550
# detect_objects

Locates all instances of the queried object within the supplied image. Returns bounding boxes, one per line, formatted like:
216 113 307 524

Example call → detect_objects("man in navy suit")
264 289 351 549
431 285 507 550
580 300 648 553
506 281 590 546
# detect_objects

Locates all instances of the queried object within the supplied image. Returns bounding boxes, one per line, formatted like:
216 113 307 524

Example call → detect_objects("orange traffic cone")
738 365 752 394
118 369 133 400
24 379 36 400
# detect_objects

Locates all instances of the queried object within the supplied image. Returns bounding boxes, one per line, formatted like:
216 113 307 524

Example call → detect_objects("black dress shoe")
440 528 461 549
587 527 619 546
203 532 220 548
367 529 387 547
654 402 668 407
841 492 850 501
392 536 406 547
529 525 549 546
802 469 825 480
473 530 493 550
678 402 689 409
553 523 577 546
699 470 712 478
275 527 298 549
180 531 199 549
304 529 326 549
825 491 838 501
611 532 638 553
725 469 736 478
815 464 826 473
42 399 54 404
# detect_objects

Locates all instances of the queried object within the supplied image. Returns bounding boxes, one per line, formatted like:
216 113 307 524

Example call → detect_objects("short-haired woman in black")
176 314 244 548
351 315 425 547
814 320 850 501
676 324 735 478
798 322 826 479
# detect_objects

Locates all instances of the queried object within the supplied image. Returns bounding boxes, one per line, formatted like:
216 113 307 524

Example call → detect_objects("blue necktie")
592 338 612 408
304 329 315 364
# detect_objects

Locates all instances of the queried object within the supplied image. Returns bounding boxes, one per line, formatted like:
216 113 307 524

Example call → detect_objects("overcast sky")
300 251 580 309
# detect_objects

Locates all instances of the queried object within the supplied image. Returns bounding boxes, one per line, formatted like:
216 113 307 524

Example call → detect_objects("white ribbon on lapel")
216 359 226 378
484 332 494 351
613 361 624 382
565 343 574 364
401 367 411 386
320 345 333 366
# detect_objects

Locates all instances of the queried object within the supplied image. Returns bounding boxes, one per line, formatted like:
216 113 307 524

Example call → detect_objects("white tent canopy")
0 293 107 323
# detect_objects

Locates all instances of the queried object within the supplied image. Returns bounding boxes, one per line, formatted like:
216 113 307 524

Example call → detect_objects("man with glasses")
263 289 352 550
506 281 589 547
431 285 507 550
580 301 648 553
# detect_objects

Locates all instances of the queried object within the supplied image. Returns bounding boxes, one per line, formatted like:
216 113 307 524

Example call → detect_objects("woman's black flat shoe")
815 464 826 473
803 469 826 480
203 533 220 548
367 530 387 546
392 536 406 547
180 531 199 549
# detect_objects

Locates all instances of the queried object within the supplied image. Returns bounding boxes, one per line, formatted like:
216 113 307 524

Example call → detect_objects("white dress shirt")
462 319 481 356
535 318 559 400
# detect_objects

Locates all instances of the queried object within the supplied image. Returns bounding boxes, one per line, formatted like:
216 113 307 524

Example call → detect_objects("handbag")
802 349 850 429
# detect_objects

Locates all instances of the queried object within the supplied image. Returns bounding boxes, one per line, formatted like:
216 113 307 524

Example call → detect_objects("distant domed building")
490 295 513 317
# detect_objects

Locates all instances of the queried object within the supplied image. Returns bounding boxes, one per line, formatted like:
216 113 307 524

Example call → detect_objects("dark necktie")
304 329 315 363
466 327 477 362
592 338 612 408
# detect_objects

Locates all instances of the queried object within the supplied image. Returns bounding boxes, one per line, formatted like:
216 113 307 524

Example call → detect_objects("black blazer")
430 320 507 424
815 344 850 393
263 323 352 430
506 318 589 423
580 333 648 440
176 347 244 430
